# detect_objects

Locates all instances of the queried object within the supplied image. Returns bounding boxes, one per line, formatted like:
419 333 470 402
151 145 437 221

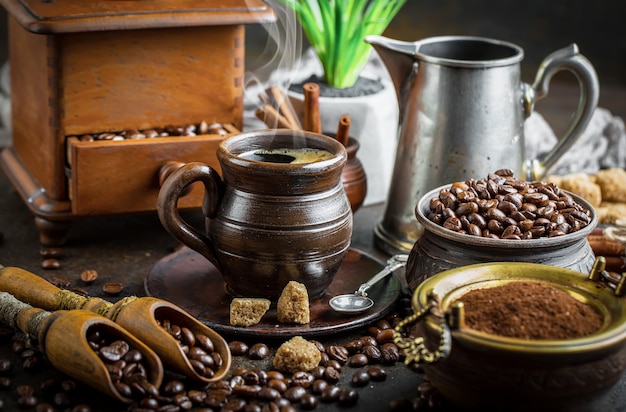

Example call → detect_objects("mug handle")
157 162 225 270
522 43 599 180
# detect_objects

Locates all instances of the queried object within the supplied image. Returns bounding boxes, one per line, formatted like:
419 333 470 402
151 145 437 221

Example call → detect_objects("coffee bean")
291 371 314 389
348 353 368 367
324 359 342 371
310 365 325 380
376 329 395 344
367 365 388 382
229 341 249 356
351 370 370 387
102 282 123 295
41 258 61 270
196 334 215 353
362 345 382 362
299 393 318 410
344 339 362 354
323 366 341 384
359 336 377 347
337 388 359 407
248 343 270 360
311 379 328 395
380 343 401 365
284 386 306 402
267 378 287 394
233 384 262 399
261 401 280 412
325 345 349 364
188 389 207 404
80 269 98 284
320 385 341 403
258 387 280 401
368 326 382 337
163 379 186 396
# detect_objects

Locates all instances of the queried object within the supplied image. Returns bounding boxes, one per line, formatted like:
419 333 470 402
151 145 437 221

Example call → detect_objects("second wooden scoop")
0 292 163 404
0 266 231 382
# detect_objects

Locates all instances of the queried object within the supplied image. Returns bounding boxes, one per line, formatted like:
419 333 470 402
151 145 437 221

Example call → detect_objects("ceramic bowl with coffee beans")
395 260 626 411
405 169 599 289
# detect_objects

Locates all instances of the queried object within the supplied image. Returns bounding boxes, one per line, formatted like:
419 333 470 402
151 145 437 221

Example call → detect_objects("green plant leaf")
275 0 408 88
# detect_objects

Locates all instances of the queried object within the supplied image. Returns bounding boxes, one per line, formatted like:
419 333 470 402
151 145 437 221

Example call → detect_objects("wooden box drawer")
67 132 233 216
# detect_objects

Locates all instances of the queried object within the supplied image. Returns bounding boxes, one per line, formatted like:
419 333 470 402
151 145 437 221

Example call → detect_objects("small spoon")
329 254 409 314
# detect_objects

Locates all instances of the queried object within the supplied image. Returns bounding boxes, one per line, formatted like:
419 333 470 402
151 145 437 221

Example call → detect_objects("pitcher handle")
157 162 225 269
522 43 599 180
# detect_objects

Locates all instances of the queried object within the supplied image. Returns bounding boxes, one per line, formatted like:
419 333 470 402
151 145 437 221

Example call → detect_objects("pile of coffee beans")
156 318 223 379
87 329 159 401
69 121 230 143
426 169 592 239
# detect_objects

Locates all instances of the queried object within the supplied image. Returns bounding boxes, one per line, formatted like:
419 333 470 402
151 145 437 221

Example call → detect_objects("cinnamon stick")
268 86 301 130
589 239 626 257
255 104 293 129
335 114 351 147
303 82 322 134
604 256 626 272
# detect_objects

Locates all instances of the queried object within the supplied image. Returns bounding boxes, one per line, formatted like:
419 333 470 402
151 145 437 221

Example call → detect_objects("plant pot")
288 75 399 206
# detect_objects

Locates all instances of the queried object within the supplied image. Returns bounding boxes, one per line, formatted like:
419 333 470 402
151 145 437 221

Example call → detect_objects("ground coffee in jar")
458 281 603 340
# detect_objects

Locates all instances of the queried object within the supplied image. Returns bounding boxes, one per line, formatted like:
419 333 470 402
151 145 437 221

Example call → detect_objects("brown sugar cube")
273 336 321 373
558 173 603 208
229 298 271 327
277 281 310 324
595 168 626 203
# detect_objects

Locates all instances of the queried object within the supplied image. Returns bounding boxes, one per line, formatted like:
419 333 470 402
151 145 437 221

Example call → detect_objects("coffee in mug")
239 148 334 164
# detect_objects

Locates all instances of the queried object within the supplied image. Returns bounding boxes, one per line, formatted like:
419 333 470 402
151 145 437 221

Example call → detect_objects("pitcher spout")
365 35 417 100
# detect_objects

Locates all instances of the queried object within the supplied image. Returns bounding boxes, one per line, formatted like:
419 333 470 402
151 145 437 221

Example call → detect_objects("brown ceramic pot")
157 130 353 300
406 184 598 290
341 137 367 213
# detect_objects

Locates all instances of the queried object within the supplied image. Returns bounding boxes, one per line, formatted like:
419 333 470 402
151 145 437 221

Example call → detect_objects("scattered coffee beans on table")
0 293 453 411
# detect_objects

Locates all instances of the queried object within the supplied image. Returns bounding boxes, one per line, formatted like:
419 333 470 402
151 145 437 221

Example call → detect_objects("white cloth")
524 108 626 176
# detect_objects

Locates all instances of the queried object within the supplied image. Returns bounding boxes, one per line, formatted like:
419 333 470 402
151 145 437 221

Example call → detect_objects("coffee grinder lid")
0 0 276 33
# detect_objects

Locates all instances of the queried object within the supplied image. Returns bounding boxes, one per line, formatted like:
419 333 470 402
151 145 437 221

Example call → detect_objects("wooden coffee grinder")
0 0 275 247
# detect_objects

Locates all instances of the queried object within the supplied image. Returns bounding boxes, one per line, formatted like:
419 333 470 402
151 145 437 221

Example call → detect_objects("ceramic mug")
157 130 353 300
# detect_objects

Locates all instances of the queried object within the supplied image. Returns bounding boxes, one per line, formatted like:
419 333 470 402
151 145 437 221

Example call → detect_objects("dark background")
0 0 623 115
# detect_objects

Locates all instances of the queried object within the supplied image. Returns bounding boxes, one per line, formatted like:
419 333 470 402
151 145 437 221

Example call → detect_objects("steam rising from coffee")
243 0 308 140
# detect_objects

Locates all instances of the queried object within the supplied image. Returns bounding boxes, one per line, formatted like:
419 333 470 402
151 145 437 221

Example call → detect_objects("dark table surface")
1 157 626 411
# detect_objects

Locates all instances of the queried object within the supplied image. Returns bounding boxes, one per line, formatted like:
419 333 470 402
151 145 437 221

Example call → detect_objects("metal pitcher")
365 35 599 255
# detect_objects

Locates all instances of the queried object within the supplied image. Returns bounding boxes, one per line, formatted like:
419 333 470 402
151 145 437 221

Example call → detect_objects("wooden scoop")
0 266 231 382
0 292 163 404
